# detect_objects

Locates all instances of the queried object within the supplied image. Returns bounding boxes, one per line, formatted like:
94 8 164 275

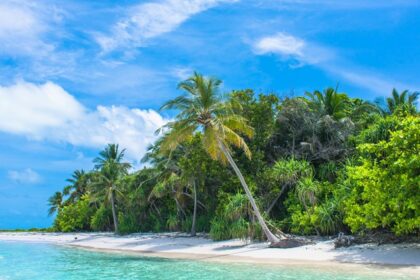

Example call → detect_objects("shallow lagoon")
0 241 414 280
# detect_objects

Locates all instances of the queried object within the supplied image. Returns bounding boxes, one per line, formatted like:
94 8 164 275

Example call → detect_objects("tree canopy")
48 74 419 240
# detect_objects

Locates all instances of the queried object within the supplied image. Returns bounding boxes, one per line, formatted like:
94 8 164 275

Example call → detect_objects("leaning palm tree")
47 191 63 216
158 72 281 243
92 144 131 233
386 88 419 114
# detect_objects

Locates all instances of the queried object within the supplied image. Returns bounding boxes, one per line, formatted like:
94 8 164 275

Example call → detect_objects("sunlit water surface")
0 241 414 280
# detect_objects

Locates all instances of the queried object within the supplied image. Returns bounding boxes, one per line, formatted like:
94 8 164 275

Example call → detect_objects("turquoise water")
0 241 412 280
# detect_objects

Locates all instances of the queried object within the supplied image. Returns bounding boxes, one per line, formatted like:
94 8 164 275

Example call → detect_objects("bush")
283 178 345 236
118 212 140 234
210 193 263 241
343 115 420 235
54 195 94 232
90 205 112 231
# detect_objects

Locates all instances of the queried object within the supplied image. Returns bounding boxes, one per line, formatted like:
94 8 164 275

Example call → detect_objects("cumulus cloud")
8 168 41 184
54 106 169 159
0 81 85 135
95 0 238 53
0 81 170 160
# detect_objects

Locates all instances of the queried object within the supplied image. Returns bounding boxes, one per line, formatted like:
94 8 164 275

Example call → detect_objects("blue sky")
0 0 419 229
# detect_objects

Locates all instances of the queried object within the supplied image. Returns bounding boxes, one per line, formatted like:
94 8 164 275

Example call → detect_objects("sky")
0 0 419 229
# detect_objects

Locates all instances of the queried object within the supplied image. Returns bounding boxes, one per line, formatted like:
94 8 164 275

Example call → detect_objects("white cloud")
253 32 334 65
54 106 169 160
8 168 41 184
0 4 37 34
0 2 52 56
253 33 305 57
0 81 85 135
0 81 170 160
96 0 238 53
253 32 416 95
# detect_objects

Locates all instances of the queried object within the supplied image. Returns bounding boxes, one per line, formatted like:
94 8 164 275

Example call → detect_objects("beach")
0 232 419 277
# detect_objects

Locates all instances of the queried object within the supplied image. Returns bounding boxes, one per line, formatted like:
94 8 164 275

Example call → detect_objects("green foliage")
282 176 345 236
166 214 179 231
271 159 313 184
90 205 112 231
344 115 420 235
118 212 140 234
305 87 351 120
386 89 419 115
210 193 263 240
47 77 419 241
54 194 94 232
312 198 344 235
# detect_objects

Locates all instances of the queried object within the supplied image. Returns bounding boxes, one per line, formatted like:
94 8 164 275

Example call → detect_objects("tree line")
48 73 419 242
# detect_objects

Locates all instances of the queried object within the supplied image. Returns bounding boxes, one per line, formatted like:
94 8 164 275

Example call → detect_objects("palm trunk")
110 190 119 234
218 141 282 243
191 180 197 237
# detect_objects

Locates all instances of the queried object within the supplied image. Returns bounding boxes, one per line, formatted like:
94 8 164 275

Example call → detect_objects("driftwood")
269 233 314 248
270 238 312 248
334 232 354 248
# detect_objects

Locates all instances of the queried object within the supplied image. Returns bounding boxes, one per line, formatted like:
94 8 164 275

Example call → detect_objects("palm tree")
92 144 131 233
386 89 419 114
47 191 63 216
63 170 89 205
144 142 202 236
305 87 351 120
159 72 281 243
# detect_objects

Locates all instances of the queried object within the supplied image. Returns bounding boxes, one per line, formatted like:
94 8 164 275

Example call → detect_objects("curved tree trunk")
218 141 282 243
110 190 119 234
191 180 197 237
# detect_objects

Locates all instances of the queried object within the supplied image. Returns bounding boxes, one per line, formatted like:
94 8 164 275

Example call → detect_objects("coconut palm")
305 87 351 120
144 142 203 236
63 170 89 205
92 144 131 233
158 72 281 243
47 191 63 216
386 89 419 114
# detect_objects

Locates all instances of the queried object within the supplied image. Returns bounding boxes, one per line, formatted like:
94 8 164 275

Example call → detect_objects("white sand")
0 232 419 276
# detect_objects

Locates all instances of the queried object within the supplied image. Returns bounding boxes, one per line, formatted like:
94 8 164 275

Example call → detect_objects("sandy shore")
0 232 419 276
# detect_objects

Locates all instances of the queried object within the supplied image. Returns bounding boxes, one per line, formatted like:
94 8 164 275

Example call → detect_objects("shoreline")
1 232 419 276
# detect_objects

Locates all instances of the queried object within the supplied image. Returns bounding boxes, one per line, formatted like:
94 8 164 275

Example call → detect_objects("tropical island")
1 1 419 279
2 73 418 277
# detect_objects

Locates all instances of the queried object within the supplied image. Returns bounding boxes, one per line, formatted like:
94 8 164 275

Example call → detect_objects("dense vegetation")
48 74 419 241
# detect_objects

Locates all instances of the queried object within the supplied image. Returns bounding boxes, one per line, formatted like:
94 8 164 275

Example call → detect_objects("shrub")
118 212 140 234
90 205 112 231
344 115 420 235
210 193 263 241
54 195 94 232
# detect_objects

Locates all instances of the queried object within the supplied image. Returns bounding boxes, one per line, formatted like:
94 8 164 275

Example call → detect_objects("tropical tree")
158 72 281 243
305 87 351 120
144 138 206 236
268 98 354 164
92 144 131 233
386 89 419 114
47 191 63 216
63 170 89 205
